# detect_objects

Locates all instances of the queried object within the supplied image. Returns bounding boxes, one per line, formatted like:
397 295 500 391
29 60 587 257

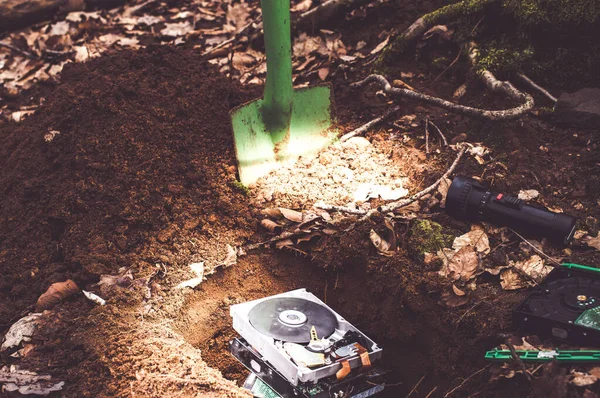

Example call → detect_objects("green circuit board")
575 306 600 331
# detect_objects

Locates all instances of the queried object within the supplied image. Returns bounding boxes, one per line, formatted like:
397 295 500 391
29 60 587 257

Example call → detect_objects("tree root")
352 72 534 120
516 73 557 103
339 105 401 142
377 0 499 64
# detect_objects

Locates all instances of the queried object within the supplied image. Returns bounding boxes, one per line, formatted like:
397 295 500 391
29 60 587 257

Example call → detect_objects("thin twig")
517 73 557 103
424 117 430 155
352 73 533 121
428 47 462 87
407 375 426 397
509 228 563 267
425 386 438 398
314 203 367 215
202 17 261 56
444 364 490 398
506 339 532 381
340 106 401 142
375 145 466 215
0 42 38 59
427 120 448 146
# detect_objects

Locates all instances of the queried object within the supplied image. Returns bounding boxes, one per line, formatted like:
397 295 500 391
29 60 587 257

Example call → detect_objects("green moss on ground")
503 0 600 26
408 219 454 257
378 0 600 88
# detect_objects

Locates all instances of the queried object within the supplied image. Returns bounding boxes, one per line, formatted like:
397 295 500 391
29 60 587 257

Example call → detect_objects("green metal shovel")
231 0 336 186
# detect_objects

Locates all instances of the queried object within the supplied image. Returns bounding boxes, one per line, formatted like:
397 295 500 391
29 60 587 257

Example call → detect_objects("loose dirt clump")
0 45 261 396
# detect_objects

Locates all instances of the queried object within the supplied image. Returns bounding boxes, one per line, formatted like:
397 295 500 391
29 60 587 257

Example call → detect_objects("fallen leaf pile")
1 0 394 122
254 206 338 255
435 223 556 306
0 366 64 396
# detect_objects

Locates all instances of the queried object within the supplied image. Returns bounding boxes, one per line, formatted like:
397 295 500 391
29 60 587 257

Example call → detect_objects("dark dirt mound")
0 45 257 330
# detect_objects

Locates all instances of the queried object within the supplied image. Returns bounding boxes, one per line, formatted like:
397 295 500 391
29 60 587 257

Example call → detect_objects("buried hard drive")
229 289 385 397
514 263 600 346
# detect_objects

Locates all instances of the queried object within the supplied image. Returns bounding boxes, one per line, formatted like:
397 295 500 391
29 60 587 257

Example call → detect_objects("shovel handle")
260 0 293 140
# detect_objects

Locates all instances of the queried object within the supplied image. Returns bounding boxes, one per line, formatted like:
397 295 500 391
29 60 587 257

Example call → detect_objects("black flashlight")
445 176 577 245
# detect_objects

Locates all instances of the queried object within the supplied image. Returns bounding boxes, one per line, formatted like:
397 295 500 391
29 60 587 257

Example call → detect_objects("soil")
1 1 600 398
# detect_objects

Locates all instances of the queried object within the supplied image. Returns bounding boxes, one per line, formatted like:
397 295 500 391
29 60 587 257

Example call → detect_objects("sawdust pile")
252 136 420 209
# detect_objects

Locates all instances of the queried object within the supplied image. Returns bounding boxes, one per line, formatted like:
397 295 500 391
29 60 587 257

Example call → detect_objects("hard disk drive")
229 289 384 397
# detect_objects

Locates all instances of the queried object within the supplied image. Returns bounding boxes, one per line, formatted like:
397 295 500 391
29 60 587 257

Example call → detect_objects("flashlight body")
446 176 577 245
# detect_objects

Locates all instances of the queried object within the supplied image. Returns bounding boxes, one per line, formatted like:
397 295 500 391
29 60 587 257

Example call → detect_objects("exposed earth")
1 1 600 398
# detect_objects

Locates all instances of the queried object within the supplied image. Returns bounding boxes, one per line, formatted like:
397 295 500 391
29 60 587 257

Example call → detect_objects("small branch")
517 73 557 103
427 120 448 146
444 364 490 398
425 386 438 398
424 118 430 155
509 228 563 267
407 375 426 397
314 203 366 215
202 17 261 57
506 339 532 381
352 73 533 121
374 145 466 215
339 106 401 142
318 146 466 217
0 41 38 59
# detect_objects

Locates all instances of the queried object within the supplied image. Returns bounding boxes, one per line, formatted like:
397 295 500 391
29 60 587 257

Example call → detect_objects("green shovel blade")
231 84 336 186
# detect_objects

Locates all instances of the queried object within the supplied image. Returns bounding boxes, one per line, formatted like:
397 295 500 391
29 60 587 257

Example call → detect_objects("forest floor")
1 0 600 397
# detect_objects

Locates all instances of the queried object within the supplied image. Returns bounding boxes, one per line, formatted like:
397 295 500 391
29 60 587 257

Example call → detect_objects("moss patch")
408 219 454 258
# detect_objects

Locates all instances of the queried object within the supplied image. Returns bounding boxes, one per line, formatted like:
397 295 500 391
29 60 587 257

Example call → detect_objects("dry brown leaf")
452 284 466 296
452 225 490 255
291 0 313 12
232 52 257 72
175 262 204 289
571 371 599 387
438 246 479 281
275 238 294 249
518 189 540 201
441 289 469 307
279 208 303 223
453 83 467 99
318 67 329 81
11 110 36 122
72 46 89 62
226 3 251 31
35 280 79 311
370 229 391 256
500 269 528 290
161 22 194 37
220 244 237 268
262 208 283 219
511 255 551 283
583 233 600 251
1 314 42 353
423 25 453 41
49 21 70 36
261 219 282 234
370 36 389 55
293 33 323 58
296 232 321 244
